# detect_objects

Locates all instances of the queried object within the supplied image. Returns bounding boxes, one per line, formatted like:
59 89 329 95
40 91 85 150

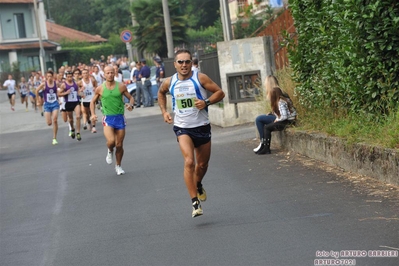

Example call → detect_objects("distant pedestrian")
154 57 165 88
191 58 199 73
132 62 143 107
139 59 152 107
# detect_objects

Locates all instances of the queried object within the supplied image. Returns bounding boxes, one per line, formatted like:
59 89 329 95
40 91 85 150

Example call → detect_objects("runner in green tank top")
101 81 125 115
90 66 135 175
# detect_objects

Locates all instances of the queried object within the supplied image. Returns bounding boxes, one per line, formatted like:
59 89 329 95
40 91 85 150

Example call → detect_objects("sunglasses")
176 60 192 65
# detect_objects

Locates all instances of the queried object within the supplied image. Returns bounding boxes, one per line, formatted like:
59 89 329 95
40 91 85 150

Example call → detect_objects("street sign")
120 30 133 43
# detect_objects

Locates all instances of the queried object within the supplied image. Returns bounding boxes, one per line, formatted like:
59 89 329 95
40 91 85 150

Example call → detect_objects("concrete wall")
273 130 399 186
211 36 274 127
0 4 36 41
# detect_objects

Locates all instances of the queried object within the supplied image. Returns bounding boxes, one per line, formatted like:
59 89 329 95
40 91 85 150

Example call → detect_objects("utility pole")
129 0 140 61
162 0 174 59
33 0 45 74
219 0 232 41
46 0 51 20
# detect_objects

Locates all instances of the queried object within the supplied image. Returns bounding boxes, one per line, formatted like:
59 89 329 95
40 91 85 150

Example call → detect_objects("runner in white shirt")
92 65 103 85
78 68 98 133
113 64 123 83
34 72 44 116
18 77 30 111
2 74 16 111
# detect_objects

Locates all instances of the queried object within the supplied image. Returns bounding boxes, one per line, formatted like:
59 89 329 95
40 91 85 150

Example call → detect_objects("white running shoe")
115 165 125 175
106 150 113 164
91 127 97 133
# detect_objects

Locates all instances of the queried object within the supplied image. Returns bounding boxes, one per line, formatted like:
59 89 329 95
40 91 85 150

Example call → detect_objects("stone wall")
273 130 399 186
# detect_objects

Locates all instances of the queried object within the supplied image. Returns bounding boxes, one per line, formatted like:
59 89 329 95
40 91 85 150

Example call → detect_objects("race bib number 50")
177 97 195 109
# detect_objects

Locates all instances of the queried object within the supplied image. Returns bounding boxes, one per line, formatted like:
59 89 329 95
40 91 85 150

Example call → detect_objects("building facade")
0 0 58 72
0 0 106 74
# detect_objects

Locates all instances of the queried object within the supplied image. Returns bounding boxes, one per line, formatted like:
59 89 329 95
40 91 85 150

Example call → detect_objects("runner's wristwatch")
204 98 211 106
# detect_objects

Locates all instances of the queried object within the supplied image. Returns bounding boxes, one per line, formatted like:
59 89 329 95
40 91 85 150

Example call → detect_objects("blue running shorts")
173 124 211 147
44 101 60 112
102 114 126 130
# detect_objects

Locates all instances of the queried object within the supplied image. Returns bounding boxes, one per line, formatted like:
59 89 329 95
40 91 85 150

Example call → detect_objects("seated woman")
254 77 296 154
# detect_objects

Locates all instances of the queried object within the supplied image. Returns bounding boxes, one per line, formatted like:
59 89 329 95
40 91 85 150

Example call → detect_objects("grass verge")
274 68 399 150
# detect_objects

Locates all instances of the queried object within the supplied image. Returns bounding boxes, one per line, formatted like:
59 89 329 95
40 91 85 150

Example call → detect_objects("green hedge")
289 0 399 117
66 44 114 66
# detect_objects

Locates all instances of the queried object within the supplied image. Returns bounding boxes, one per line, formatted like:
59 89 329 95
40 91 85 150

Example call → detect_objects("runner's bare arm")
57 83 69 97
195 73 225 110
91 77 98 88
35 82 45 97
119 83 134 111
90 85 103 122
157 78 172 124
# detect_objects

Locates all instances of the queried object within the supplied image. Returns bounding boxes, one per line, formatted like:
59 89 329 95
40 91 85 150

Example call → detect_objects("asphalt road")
1 91 398 266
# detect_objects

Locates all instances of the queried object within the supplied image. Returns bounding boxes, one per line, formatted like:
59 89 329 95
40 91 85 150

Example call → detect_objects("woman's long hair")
264 75 279 97
269 87 295 117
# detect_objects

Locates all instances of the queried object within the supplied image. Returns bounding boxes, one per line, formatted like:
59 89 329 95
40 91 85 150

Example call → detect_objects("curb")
272 129 399 186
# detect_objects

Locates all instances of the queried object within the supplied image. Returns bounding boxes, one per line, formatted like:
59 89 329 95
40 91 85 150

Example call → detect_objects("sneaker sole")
192 211 203 218
197 188 207 202
197 194 207 202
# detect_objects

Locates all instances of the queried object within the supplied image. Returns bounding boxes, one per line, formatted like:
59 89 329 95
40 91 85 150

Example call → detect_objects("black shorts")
173 124 211 148
7 92 15 100
21 93 28 99
65 101 79 112
82 102 90 108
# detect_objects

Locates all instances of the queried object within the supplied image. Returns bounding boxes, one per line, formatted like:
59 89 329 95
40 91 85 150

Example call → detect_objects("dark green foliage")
233 4 274 39
45 0 132 38
67 44 114 66
289 0 399 117
131 0 188 58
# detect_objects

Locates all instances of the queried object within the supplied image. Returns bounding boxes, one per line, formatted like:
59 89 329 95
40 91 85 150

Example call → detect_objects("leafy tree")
91 0 132 38
45 0 131 38
177 0 220 30
44 0 101 35
131 0 188 58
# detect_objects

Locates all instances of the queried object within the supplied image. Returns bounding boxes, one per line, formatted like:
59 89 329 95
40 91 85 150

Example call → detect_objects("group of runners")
2 50 226 217
2 65 105 145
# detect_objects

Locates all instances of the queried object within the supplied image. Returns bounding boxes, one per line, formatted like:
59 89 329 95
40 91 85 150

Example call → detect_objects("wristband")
204 98 211 106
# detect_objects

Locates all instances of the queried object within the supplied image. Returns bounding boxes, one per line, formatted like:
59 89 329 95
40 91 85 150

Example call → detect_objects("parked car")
122 66 159 103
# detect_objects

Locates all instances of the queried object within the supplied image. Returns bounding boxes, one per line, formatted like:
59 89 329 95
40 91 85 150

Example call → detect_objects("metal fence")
255 8 296 70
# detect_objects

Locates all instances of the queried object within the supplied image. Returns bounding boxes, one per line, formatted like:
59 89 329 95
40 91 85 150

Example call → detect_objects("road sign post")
120 30 134 62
